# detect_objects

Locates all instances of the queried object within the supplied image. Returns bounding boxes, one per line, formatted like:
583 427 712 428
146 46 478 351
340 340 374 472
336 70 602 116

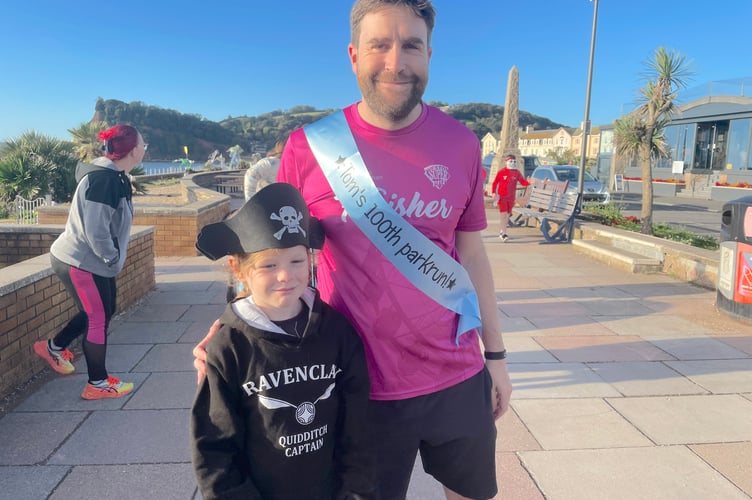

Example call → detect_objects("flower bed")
714 181 752 188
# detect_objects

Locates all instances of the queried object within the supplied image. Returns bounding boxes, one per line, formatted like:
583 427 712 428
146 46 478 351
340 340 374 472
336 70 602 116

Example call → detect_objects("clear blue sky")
2 0 750 141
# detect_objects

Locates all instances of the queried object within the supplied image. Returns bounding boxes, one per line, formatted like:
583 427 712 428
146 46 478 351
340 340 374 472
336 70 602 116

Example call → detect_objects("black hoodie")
191 288 374 500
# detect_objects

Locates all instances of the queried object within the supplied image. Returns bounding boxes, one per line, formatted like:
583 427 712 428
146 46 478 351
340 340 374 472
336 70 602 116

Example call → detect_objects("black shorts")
368 368 497 500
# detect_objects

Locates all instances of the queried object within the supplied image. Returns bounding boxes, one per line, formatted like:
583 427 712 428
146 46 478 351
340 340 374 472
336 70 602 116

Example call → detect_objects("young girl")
191 183 374 500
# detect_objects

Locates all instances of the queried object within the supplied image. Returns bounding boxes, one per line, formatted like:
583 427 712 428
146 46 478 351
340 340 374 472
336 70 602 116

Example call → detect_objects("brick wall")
0 226 62 269
0 226 155 398
37 176 230 257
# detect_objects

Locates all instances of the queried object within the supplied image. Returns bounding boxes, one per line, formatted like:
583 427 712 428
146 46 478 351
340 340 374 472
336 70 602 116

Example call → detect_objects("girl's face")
231 245 310 320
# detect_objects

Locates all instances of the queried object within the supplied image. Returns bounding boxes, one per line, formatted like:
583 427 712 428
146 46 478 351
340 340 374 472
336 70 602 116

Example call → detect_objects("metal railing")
14 195 49 225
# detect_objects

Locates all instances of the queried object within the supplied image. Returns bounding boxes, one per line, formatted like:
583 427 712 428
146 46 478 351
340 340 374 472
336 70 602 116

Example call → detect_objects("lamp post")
577 0 599 207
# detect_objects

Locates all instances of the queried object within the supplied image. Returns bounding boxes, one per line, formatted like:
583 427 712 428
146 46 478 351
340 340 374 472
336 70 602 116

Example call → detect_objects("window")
727 119 751 170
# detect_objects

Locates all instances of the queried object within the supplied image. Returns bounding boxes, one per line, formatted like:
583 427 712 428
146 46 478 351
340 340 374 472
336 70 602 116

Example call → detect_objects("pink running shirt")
278 103 486 400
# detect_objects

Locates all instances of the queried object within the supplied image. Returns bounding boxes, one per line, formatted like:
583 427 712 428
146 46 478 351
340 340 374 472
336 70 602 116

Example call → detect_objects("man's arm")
193 319 221 383
456 230 512 419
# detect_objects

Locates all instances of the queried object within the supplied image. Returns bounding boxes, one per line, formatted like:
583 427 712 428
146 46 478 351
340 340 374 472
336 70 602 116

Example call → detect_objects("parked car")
530 165 610 205
521 155 541 178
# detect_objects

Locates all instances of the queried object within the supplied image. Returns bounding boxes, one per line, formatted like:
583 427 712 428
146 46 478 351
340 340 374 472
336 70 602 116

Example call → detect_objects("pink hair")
98 125 139 160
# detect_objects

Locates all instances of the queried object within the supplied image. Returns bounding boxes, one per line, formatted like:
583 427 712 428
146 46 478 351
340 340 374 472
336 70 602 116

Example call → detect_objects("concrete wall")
0 226 155 398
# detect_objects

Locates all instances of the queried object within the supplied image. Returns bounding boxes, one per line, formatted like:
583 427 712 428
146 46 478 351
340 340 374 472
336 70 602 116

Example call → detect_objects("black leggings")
51 255 117 381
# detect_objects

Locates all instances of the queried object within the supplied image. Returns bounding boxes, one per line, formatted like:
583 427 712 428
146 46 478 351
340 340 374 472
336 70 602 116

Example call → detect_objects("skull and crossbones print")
270 206 307 240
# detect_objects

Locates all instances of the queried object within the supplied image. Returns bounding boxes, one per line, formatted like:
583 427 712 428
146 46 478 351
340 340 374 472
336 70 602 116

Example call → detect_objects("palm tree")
0 131 78 203
613 47 693 234
68 121 110 161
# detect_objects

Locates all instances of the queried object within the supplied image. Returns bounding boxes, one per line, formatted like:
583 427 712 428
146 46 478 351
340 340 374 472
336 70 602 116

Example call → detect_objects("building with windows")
519 127 573 157
664 95 752 173
482 126 602 163
609 79 752 198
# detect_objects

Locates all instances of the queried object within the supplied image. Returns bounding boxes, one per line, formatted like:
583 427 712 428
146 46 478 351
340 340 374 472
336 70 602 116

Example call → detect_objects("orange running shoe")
81 376 134 400
33 341 75 375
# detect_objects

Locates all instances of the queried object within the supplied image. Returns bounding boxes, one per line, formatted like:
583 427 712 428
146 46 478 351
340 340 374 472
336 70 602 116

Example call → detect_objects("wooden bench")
511 179 581 243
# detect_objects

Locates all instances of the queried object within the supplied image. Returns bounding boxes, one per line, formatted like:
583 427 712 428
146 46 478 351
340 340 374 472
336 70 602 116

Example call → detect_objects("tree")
0 131 78 203
546 148 578 165
68 121 110 161
613 47 693 234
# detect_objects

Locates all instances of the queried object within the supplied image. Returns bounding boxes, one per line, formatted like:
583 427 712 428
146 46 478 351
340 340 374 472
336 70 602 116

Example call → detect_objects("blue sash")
304 111 481 342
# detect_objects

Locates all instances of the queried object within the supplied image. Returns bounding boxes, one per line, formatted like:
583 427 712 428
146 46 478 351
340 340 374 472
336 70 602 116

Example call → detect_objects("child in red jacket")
491 154 529 241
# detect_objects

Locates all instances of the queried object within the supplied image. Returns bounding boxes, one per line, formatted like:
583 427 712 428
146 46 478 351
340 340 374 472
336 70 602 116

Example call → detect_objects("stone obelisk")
489 66 522 180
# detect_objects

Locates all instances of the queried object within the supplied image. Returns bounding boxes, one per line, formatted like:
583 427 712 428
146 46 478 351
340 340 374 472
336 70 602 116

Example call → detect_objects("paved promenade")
1 219 751 499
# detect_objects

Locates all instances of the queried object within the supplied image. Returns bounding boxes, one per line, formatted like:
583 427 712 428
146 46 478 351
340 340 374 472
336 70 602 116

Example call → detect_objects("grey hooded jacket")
50 157 134 277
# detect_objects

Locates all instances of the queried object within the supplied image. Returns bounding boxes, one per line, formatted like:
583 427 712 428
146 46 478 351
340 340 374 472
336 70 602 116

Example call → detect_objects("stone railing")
0 226 155 398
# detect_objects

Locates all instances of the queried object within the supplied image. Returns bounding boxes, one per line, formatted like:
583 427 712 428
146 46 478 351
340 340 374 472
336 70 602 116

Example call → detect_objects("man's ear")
348 43 358 74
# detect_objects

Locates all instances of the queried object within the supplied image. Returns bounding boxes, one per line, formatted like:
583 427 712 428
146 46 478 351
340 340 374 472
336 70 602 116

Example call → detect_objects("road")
609 193 727 239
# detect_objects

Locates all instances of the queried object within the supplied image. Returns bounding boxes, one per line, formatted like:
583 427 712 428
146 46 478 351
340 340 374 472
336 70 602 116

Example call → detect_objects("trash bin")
717 195 752 322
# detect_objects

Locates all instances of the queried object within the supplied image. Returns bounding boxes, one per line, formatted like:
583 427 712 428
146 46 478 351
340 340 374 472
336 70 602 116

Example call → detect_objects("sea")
138 161 204 176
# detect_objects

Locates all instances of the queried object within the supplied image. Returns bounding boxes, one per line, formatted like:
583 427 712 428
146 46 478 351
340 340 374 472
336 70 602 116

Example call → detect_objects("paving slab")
587 361 708 396
596 314 713 336
544 285 635 300
0 412 87 465
0 466 69 500
496 315 538 336
132 343 197 372
126 303 191 322
49 409 191 464
718 335 752 355
495 452 544 500
179 303 227 323
666 358 752 393
519 446 749 500
124 372 198 410
536 335 675 362
607 394 752 444
690 442 752 496
501 300 592 319
49 464 197 500
644 335 750 360
580 298 657 316
179 320 221 344
504 337 559 363
108 320 191 344
527 315 617 337
100 343 154 372
495 408 542 453
145 290 223 305
508 362 622 399
512 398 653 450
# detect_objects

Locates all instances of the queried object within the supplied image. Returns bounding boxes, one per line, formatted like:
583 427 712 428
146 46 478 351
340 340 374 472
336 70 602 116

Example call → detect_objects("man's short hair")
351 0 436 46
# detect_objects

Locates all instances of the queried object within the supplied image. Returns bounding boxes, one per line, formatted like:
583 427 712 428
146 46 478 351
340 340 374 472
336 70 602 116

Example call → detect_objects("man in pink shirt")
195 1 512 498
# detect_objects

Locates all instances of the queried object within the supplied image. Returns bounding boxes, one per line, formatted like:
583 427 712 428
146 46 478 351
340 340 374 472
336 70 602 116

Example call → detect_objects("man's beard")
359 70 427 124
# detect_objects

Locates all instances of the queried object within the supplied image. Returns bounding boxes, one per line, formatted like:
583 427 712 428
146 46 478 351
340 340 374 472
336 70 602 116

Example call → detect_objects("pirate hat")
196 183 324 260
